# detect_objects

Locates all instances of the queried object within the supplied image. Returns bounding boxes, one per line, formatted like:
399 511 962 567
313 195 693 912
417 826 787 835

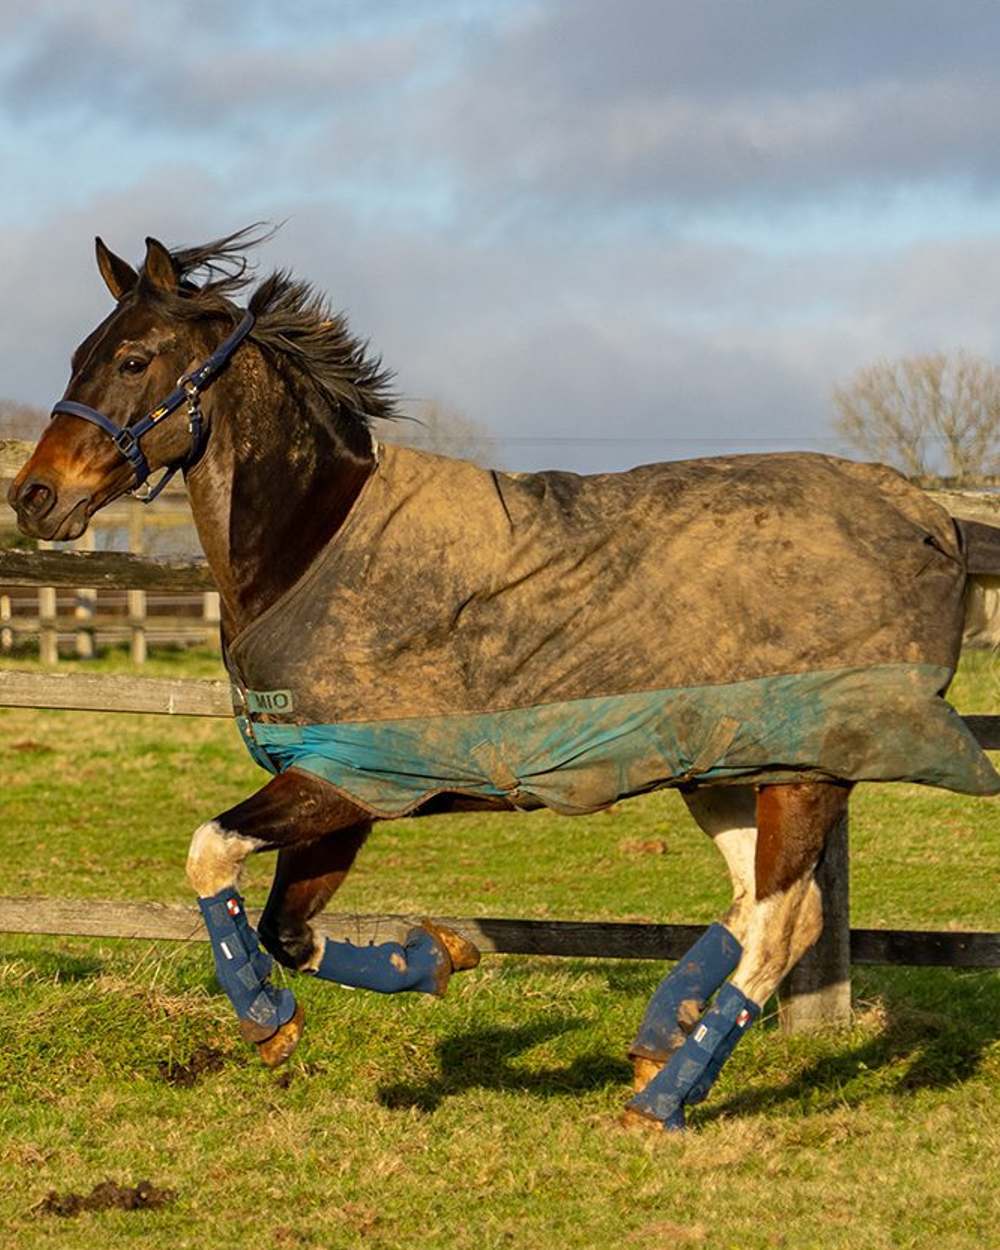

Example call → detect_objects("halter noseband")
50 311 256 504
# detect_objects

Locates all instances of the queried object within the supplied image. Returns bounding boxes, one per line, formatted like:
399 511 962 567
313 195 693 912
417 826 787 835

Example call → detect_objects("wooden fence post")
203 590 221 646
74 529 96 659
127 589 147 664
0 593 11 652
127 504 147 665
778 807 852 1033
37 541 58 665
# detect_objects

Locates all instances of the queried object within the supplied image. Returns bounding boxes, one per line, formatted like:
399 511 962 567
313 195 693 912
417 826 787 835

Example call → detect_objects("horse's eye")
119 356 149 375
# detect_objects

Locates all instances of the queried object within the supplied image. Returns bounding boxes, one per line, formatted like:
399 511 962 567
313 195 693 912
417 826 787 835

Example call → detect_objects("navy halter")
50 311 255 503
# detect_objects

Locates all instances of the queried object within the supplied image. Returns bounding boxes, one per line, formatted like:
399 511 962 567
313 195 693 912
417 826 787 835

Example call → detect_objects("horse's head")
8 237 231 540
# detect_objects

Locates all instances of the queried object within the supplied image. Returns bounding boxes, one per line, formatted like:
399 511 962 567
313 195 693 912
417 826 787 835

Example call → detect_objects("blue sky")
4 0 1000 471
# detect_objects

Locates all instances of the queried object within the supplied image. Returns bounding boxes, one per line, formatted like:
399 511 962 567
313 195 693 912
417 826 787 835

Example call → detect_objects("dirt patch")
157 1043 226 1087
9 739 53 754
340 1202 379 1237
618 837 668 855
35 1179 176 1217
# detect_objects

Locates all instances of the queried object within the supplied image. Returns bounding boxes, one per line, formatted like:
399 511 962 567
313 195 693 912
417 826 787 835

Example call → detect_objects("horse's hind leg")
625 781 849 1131
628 785 756 1091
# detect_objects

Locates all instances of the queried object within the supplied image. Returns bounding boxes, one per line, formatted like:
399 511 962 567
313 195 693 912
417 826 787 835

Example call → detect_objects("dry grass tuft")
628 1218 707 1246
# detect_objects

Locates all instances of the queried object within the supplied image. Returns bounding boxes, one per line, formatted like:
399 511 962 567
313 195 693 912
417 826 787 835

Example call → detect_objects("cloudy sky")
4 0 1000 472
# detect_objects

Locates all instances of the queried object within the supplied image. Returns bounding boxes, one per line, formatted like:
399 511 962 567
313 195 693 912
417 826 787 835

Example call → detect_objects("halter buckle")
114 426 139 457
180 376 202 433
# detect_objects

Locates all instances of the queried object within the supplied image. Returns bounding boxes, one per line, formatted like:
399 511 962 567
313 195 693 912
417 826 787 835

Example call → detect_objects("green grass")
0 647 997 1249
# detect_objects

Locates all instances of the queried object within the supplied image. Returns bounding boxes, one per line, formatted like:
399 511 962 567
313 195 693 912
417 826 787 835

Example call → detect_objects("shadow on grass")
0 945 103 982
377 965 999 1118
376 1017 632 1112
703 967 1000 1123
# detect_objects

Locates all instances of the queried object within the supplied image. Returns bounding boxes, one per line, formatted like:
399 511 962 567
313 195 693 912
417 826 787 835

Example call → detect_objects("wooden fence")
1 438 998 1034
1 441 210 664
0 582 221 664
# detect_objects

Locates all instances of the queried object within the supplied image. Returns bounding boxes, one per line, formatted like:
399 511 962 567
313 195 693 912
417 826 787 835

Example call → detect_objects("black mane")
144 225 397 429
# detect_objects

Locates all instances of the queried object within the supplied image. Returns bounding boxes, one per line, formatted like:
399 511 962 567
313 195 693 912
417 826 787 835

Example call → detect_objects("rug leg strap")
626 982 761 1129
310 926 447 996
198 888 297 1039
628 922 743 1063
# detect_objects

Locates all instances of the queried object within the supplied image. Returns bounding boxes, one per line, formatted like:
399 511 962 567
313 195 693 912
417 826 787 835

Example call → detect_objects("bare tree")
0 399 47 442
833 352 1000 485
376 400 497 467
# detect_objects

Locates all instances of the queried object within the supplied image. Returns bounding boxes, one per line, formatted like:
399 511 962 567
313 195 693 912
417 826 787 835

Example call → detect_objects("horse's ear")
142 236 178 293
95 237 138 301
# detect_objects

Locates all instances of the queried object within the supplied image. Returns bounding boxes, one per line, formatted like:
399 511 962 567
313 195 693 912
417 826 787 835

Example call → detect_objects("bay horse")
9 230 999 1133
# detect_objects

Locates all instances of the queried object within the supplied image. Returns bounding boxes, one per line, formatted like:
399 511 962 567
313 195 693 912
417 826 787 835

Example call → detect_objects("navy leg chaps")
627 982 761 1129
311 927 447 996
629 922 743 1063
199 887 298 1039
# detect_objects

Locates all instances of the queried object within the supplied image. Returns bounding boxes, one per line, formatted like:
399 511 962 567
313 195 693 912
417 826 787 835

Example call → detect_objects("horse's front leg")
186 769 479 1066
257 833 479 1005
185 769 359 1061
624 780 850 1131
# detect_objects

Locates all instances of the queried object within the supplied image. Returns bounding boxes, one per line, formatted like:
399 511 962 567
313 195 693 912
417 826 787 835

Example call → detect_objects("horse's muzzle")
8 472 93 542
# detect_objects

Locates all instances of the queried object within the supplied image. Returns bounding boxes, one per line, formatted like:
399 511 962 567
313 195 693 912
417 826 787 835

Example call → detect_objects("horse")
9 229 1000 1133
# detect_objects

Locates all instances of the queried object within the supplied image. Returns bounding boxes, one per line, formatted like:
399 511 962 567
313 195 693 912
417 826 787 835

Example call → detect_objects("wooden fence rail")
0 897 996 967
1 668 997 744
0 547 213 591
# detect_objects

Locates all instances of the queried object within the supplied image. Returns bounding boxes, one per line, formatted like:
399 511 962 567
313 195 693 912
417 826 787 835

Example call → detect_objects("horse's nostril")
22 481 55 516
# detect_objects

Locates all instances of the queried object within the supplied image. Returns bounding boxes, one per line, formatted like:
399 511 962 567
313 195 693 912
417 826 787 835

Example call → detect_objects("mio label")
246 688 295 714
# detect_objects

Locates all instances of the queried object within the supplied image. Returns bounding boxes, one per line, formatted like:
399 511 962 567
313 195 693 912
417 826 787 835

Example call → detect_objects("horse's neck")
185 349 374 640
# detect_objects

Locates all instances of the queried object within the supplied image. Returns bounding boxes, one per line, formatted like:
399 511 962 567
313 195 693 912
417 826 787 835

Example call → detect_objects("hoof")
418 919 481 997
631 1054 666 1093
621 1106 685 1135
255 1002 305 1068
621 1107 665 1134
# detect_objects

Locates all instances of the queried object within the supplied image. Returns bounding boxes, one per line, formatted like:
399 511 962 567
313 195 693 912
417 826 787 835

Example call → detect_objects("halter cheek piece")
49 311 256 504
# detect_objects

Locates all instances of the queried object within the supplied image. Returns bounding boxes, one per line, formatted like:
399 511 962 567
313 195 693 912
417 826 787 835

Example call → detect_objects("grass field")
0 648 998 1249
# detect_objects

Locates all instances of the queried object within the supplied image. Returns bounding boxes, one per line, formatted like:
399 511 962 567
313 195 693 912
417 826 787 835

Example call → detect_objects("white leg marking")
963 574 1000 647
683 786 757 944
788 878 824 966
300 932 326 973
186 820 264 897
730 875 821 1007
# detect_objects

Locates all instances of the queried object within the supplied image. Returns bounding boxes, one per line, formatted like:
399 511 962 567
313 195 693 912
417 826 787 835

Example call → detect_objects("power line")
409 435 854 446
